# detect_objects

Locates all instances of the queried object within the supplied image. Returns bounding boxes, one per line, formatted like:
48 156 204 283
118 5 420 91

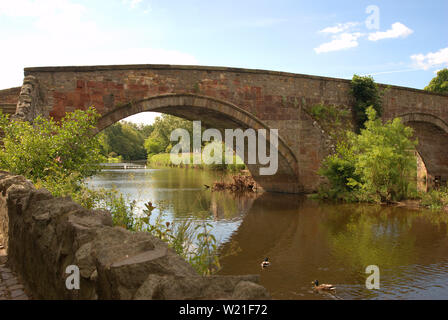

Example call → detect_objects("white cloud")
319 22 359 34
411 47 448 70
314 32 363 54
368 22 413 41
122 0 143 9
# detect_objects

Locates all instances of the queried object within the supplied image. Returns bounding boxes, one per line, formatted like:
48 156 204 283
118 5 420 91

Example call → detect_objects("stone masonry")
0 171 270 300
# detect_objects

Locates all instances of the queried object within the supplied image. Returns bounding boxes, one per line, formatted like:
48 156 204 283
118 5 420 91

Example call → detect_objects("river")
87 165 448 300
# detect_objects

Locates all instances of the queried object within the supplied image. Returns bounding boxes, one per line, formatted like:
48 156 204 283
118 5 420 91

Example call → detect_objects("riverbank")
309 190 448 213
148 153 246 172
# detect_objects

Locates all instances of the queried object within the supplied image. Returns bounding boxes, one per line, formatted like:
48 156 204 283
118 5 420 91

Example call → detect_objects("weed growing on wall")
350 75 383 132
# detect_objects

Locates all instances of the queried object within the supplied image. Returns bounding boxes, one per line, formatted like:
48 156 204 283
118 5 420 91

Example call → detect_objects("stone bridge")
1 64 448 193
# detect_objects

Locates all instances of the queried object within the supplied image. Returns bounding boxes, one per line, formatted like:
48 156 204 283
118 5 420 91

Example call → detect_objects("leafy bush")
319 106 417 202
0 108 141 229
318 140 359 201
0 107 102 191
420 187 448 210
350 75 383 132
310 104 350 121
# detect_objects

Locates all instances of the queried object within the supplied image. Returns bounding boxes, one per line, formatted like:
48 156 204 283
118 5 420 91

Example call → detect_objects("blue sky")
1 0 447 124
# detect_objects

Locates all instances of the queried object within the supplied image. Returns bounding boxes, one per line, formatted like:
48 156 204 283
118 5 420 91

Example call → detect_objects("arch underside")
399 113 448 188
96 94 301 193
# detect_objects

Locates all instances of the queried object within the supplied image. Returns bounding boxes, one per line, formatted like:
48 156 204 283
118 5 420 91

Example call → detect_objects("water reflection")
88 167 448 300
87 167 258 242
218 194 448 299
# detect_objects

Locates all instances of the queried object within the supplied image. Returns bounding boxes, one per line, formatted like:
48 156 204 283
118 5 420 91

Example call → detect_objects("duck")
312 280 336 291
261 257 270 269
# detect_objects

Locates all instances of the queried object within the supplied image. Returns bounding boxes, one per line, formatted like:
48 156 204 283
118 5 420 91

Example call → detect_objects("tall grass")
133 201 240 275
148 152 246 172
420 187 448 210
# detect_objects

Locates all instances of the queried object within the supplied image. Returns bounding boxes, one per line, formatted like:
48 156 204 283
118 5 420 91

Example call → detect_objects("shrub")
318 106 417 202
420 187 448 210
0 107 102 192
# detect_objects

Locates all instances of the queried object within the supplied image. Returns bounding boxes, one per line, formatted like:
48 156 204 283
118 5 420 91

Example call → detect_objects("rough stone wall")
0 171 270 300
11 75 44 122
381 85 448 123
0 87 21 116
0 87 21 105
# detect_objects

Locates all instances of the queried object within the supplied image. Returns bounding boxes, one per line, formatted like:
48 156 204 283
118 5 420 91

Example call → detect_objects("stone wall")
0 171 270 300
0 87 21 105
11 76 44 122
0 87 20 116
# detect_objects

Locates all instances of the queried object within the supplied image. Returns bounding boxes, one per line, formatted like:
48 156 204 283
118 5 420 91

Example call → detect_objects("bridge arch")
95 93 301 193
398 112 448 189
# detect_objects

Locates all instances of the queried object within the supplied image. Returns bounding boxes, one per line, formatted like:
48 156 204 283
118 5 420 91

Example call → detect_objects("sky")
1 0 447 124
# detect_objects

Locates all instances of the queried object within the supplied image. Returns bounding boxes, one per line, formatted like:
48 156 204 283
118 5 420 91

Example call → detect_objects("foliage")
148 152 245 172
131 201 239 275
318 139 360 201
106 154 123 163
310 103 351 121
424 68 448 94
420 187 448 210
0 107 102 189
144 136 166 156
318 107 417 202
309 103 353 140
144 114 194 156
72 185 138 230
350 75 383 132
98 121 152 160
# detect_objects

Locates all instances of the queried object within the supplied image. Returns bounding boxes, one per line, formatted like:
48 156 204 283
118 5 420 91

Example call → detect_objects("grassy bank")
420 187 448 211
148 152 246 172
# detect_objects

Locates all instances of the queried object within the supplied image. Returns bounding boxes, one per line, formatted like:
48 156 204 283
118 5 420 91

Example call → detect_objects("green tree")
98 121 151 160
144 136 165 155
424 68 448 94
319 106 417 202
144 114 194 156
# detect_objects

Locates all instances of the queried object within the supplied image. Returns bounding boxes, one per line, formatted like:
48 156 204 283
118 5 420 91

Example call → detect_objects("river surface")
87 165 448 300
